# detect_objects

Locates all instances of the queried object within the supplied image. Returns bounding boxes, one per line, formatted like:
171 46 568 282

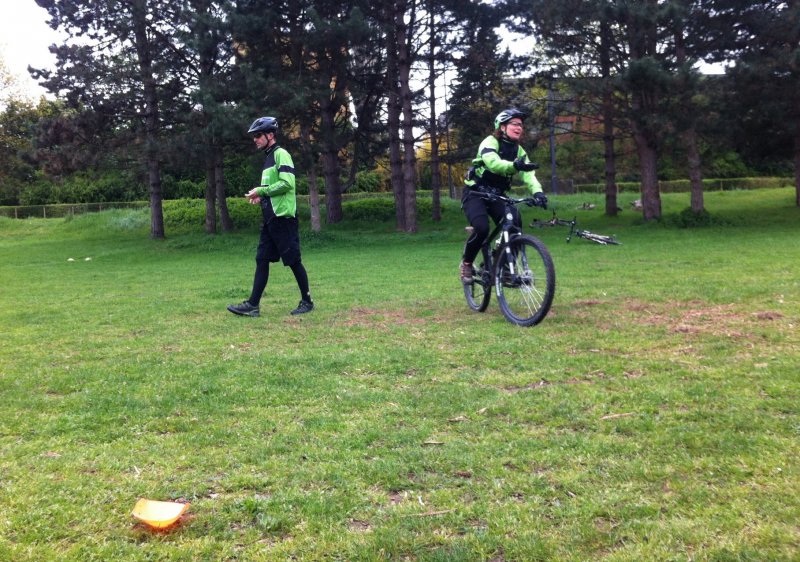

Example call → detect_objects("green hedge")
0 201 148 219
341 197 434 222
574 176 794 193
161 196 438 228
0 192 446 221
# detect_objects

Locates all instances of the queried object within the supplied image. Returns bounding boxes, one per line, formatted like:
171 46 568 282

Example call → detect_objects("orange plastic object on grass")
131 499 190 529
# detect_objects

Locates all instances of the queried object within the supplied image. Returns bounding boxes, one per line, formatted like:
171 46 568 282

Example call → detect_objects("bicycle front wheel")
463 248 492 312
495 235 556 326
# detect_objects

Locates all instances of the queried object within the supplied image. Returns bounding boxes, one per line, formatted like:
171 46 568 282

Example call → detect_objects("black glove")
513 158 539 172
533 192 548 209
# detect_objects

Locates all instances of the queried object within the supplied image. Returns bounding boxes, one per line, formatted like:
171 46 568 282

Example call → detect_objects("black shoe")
227 300 260 317
290 300 314 315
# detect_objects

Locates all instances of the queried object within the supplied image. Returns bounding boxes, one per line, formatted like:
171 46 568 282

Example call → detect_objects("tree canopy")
4 0 797 233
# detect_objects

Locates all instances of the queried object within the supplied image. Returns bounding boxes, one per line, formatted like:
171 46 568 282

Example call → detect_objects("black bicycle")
531 212 622 245
463 192 556 327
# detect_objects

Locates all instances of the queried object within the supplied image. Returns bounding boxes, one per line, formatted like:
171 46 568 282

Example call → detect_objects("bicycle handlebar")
470 189 546 209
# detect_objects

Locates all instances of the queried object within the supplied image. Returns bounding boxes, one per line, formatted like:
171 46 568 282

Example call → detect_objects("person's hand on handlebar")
533 192 548 209
513 157 539 172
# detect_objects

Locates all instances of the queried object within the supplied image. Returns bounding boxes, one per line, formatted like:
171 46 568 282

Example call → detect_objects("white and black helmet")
248 116 279 135
493 108 527 130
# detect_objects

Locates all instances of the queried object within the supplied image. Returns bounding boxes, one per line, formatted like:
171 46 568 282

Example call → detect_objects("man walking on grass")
227 116 314 318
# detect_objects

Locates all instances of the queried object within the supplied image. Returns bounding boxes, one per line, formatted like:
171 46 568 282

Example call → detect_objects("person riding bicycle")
460 108 547 283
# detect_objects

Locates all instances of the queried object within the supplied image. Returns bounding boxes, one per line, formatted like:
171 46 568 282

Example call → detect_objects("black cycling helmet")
494 108 527 130
248 116 279 135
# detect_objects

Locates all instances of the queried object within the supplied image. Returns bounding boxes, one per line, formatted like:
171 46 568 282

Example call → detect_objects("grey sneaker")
227 300 260 317
290 300 314 315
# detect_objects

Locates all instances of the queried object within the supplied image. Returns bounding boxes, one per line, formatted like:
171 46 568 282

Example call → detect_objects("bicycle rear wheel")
495 235 555 326
463 247 491 312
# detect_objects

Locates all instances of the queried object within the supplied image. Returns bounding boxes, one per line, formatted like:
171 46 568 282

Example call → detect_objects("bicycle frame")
530 211 621 245
475 193 529 285
462 190 556 326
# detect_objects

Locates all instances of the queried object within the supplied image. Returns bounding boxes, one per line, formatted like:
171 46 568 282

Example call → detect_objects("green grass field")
1 189 798 561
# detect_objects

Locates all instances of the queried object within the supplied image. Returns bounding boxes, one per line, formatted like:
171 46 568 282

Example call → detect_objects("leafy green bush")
163 199 206 228
226 197 264 228
575 176 794 193
18 170 145 204
352 170 387 192
158 194 439 230
17 179 54 205
667 207 731 228
162 175 204 199
342 198 395 221
342 196 434 222
707 151 752 178
296 175 325 195
162 197 264 229
224 154 261 196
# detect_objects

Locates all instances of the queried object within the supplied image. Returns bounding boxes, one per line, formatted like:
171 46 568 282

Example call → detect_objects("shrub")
163 199 205 228
296 175 325 195
162 197 264 230
574 176 793 193
162 175 204 199
352 170 386 192
225 198 263 228
707 151 752 178
18 170 145 204
342 198 396 221
668 207 731 228
342 196 434 222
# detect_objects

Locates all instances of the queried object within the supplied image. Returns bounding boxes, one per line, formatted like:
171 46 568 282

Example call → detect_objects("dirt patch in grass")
388 491 406 505
503 370 610 393
338 306 454 328
348 518 371 532
609 299 788 339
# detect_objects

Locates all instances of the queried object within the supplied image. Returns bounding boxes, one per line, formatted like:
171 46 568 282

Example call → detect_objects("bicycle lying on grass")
530 212 622 245
463 191 555 327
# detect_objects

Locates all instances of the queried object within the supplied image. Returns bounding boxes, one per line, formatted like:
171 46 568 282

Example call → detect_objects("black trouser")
461 189 521 264
249 216 310 306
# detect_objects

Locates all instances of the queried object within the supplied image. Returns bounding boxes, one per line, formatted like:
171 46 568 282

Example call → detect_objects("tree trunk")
301 124 322 232
603 107 618 217
633 125 661 221
674 12 704 214
398 0 417 233
795 105 800 207
131 0 164 239
215 147 232 231
600 17 618 217
427 4 441 222
627 1 661 222
204 165 217 234
308 165 322 233
386 2 405 230
147 160 164 239
320 91 342 224
686 128 704 212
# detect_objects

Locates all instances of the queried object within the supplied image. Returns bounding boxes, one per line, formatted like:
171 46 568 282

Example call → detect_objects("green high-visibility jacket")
254 144 297 218
465 135 542 194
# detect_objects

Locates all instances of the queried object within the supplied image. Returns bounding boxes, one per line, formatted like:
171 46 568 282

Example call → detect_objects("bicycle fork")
500 227 516 276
